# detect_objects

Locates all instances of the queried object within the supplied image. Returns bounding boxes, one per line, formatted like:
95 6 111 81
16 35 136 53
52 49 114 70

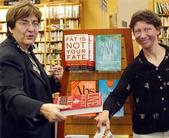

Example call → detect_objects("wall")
117 0 148 27
0 1 3 6
81 0 118 29
81 0 108 29
107 0 118 28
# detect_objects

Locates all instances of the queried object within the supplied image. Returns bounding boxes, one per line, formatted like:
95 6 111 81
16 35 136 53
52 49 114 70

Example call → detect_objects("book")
88 35 95 71
4 0 40 5
98 79 124 117
114 135 129 138
95 34 122 71
71 80 96 95
65 135 89 138
64 34 95 71
71 80 97 117
53 93 103 116
64 34 89 71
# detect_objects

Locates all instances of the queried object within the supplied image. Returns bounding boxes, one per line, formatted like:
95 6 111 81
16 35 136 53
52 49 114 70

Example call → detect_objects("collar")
137 44 169 64
8 35 34 54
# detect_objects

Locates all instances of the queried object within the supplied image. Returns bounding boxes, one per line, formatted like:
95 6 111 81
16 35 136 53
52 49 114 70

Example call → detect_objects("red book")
53 93 103 116
70 80 97 117
88 35 95 71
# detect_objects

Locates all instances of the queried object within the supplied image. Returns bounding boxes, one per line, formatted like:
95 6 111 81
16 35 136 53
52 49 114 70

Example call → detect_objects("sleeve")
103 66 134 118
49 76 61 93
0 56 44 119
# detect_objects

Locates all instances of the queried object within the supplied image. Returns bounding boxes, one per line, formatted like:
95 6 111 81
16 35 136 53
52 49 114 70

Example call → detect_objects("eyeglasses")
16 20 40 30
134 27 153 36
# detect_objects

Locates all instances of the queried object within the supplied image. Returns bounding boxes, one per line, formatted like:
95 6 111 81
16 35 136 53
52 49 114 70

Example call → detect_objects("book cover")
71 80 96 95
70 80 97 117
114 135 129 138
64 34 89 71
98 79 124 117
96 34 122 71
65 135 89 138
53 93 103 116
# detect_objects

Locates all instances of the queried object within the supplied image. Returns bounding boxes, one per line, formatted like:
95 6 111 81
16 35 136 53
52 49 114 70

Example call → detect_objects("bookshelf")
154 1 169 45
0 2 81 72
0 6 9 43
58 29 134 138
3 0 40 5
44 2 81 71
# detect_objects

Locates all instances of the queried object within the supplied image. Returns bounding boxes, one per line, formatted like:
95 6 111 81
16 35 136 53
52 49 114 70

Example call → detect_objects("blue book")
98 79 124 117
96 34 122 71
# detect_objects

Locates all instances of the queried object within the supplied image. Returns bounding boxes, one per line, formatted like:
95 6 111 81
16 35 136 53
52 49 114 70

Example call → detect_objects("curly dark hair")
129 10 162 31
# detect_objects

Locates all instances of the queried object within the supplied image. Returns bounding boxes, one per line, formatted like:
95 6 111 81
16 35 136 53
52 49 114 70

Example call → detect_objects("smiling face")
9 14 39 50
133 21 160 49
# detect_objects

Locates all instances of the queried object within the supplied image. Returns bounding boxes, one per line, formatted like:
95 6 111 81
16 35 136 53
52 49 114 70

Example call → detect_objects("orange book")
70 80 98 117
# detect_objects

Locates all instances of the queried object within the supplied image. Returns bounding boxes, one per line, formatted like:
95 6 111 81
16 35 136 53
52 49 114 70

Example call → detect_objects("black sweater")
104 44 169 134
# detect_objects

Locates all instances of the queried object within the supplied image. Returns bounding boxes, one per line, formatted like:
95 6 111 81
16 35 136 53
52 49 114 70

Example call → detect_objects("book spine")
53 93 102 110
88 35 95 71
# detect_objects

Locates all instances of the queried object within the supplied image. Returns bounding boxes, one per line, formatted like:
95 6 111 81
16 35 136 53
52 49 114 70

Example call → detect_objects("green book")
96 34 122 71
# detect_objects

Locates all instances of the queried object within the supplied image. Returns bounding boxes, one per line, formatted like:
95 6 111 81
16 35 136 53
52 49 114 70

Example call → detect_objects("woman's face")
9 14 39 50
133 21 160 49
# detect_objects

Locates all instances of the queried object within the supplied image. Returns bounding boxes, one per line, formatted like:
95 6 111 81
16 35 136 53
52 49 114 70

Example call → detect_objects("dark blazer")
0 36 61 138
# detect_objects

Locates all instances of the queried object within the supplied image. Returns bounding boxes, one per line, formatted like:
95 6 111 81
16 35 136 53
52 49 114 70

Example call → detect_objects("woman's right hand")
94 110 110 132
40 103 70 122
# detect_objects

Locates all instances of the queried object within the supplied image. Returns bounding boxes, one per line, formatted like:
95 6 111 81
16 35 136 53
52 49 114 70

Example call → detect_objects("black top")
0 36 60 138
103 44 169 134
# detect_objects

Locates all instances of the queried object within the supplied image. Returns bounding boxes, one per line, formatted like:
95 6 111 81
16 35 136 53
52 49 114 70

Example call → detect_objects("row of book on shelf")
4 0 40 6
154 2 169 14
64 33 122 71
65 134 129 138
53 79 124 117
46 5 80 19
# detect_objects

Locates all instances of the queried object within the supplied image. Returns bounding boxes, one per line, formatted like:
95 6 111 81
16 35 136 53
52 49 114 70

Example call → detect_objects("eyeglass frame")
16 19 40 30
133 27 154 37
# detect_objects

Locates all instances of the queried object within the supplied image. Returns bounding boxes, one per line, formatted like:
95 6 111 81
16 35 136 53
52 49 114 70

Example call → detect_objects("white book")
65 135 89 138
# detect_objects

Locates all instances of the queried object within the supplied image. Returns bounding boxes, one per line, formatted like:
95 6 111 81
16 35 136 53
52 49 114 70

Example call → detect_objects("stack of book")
64 33 122 71
53 93 103 116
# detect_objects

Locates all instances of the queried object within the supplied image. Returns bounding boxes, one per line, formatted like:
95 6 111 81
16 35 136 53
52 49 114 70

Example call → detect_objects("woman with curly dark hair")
95 10 169 138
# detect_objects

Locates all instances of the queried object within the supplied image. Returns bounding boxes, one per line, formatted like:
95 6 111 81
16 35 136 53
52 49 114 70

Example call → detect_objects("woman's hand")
48 65 64 81
40 103 70 122
94 110 110 132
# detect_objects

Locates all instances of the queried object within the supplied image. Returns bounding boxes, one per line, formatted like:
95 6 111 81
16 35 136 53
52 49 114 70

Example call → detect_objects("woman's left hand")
48 65 64 81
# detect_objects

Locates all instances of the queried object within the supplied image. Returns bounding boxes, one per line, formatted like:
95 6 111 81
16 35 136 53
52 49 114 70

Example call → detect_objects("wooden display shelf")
58 28 134 138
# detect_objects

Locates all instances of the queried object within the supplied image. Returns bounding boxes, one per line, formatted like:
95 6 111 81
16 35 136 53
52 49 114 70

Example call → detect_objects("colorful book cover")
64 34 89 71
71 80 96 96
71 80 97 117
53 93 103 116
98 79 124 117
96 34 122 71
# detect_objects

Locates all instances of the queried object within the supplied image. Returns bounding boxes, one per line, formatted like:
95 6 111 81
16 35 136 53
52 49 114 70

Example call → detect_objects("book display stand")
57 28 134 138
